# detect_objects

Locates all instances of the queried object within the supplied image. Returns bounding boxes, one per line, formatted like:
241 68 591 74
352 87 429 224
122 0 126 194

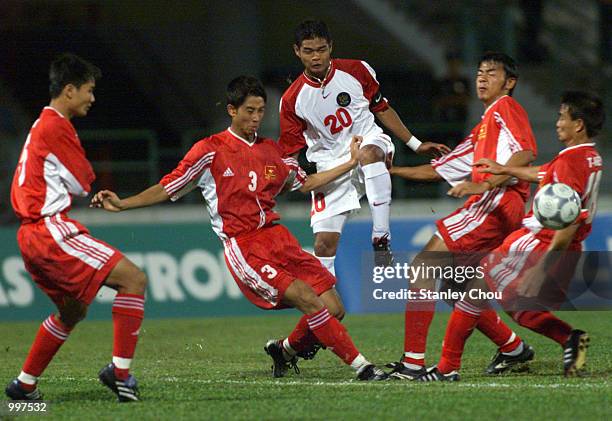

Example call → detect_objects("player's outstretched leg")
282 280 388 381
100 257 147 402
5 298 86 400
510 311 584 375
359 145 393 267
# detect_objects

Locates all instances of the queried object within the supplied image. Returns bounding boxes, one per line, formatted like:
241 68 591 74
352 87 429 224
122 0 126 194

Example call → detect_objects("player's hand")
474 158 505 175
447 181 488 198
90 190 123 212
516 265 546 298
416 142 451 158
349 135 363 166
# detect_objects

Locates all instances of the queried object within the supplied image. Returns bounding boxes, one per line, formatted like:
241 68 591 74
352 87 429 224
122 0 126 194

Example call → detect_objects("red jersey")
523 143 603 244
433 95 537 200
160 128 307 241
11 107 95 222
279 59 389 164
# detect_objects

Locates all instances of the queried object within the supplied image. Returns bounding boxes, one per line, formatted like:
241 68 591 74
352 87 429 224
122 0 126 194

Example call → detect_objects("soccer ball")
533 182 581 230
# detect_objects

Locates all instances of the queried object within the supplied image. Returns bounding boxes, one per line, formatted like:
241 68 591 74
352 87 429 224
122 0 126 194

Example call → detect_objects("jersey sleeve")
279 96 307 156
47 122 95 196
431 136 474 186
537 162 551 182
357 61 389 113
493 99 537 155
160 139 215 201
549 155 591 198
281 156 308 191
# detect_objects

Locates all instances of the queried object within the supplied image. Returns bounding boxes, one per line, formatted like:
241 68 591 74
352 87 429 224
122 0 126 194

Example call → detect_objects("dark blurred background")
1 0 611 224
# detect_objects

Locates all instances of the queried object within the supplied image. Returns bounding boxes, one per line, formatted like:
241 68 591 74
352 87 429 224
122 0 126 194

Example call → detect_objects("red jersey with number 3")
279 58 389 163
11 107 95 222
522 143 602 244
160 128 307 241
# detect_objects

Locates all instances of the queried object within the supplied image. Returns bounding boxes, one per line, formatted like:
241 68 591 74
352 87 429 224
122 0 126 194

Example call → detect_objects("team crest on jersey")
264 165 277 180
336 92 351 107
477 124 487 141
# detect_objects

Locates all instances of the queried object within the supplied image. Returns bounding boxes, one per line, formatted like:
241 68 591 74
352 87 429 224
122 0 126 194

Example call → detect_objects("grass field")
1 311 611 420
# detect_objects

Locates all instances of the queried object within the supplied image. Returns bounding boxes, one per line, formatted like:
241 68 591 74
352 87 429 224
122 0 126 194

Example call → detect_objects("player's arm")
389 164 442 182
298 136 362 193
447 150 535 198
90 184 170 212
375 106 450 157
475 158 541 183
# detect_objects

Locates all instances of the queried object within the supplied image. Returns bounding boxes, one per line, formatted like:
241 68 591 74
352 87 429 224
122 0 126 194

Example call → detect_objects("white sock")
350 353 371 371
503 341 524 356
316 255 336 276
401 361 423 370
361 161 391 241
18 371 37 385
282 338 297 360
112 356 132 370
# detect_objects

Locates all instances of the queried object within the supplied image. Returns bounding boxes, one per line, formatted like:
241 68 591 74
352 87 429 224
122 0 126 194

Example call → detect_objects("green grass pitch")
1 312 611 420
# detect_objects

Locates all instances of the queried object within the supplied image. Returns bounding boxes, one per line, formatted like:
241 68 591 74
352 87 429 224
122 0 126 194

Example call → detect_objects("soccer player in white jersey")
279 20 450 271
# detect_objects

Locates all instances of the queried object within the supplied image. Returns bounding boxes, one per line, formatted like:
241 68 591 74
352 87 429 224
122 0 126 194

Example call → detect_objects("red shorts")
437 187 525 252
18 214 123 307
223 224 336 310
483 227 582 308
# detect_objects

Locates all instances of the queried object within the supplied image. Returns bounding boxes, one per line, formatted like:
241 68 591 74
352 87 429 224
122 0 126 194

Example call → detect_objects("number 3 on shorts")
261 264 278 279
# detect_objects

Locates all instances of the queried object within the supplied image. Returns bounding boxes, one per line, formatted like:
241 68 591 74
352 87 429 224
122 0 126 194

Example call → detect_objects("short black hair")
49 53 101 99
478 51 518 95
294 20 332 47
226 76 267 108
561 91 605 138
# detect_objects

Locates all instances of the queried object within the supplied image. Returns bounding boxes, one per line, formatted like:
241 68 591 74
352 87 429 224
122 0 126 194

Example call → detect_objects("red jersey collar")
301 60 336 88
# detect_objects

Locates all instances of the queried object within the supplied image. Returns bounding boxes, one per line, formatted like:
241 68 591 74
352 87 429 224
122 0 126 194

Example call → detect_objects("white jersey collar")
482 95 508 118
44 106 66 119
228 127 257 146
558 142 595 155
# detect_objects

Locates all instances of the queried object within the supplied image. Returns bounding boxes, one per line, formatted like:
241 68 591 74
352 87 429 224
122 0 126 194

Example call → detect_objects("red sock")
437 302 480 373
287 315 318 353
306 308 359 365
512 311 572 346
477 309 522 353
20 315 72 390
112 294 145 380
402 297 435 366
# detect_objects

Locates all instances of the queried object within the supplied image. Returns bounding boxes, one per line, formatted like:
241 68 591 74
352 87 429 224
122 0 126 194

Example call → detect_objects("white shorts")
310 133 395 229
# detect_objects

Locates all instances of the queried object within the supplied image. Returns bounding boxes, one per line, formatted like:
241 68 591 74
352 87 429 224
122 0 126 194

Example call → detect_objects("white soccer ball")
533 182 581 230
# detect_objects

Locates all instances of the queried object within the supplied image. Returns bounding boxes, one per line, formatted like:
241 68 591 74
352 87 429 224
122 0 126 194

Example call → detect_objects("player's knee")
358 145 384 165
133 268 148 290
314 237 338 257
58 304 88 328
330 306 345 321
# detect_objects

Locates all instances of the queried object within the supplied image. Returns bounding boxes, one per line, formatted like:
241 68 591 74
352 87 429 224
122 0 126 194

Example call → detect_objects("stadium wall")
1 210 611 321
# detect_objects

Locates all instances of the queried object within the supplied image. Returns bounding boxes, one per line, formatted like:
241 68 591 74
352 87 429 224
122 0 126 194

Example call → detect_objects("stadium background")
1 0 611 319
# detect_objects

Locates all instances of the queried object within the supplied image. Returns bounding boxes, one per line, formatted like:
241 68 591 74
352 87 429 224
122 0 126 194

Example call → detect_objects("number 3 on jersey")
324 108 352 135
248 171 257 191
261 264 278 279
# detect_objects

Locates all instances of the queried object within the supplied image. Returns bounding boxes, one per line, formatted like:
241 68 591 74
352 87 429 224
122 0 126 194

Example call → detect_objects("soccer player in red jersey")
422 91 604 380
6 54 146 402
279 20 450 271
91 76 389 381
386 52 538 379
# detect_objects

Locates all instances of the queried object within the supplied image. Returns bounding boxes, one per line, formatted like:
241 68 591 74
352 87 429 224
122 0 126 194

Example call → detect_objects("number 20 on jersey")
324 108 352 135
